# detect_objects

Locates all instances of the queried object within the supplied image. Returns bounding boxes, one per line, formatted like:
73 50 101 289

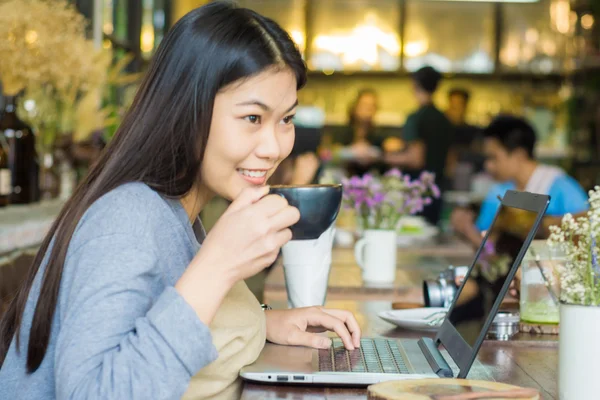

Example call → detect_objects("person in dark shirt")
384 66 454 225
446 88 484 176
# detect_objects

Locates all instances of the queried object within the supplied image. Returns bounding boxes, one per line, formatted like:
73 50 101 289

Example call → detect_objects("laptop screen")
447 204 540 346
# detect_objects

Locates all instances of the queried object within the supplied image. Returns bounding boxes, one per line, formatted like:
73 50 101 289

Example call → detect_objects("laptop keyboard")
318 338 409 374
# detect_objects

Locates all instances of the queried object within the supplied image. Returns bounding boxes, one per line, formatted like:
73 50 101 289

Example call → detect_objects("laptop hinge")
417 337 453 378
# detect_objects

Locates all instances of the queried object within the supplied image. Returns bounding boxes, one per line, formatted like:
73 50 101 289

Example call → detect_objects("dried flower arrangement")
548 186 600 306
0 0 140 146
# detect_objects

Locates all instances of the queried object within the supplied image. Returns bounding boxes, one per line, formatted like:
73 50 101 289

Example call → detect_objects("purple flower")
482 240 496 257
385 168 402 178
420 171 436 184
347 187 366 197
366 192 386 208
373 192 385 203
353 193 367 209
370 181 384 192
349 176 363 187
431 184 441 198
361 174 374 186
408 197 424 214
342 170 439 226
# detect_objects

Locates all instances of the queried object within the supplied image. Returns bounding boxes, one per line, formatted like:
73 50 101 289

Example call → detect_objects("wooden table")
263 236 475 304
241 300 559 400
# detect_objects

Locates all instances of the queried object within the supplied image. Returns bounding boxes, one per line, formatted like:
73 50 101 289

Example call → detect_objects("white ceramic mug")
282 226 335 308
354 230 397 284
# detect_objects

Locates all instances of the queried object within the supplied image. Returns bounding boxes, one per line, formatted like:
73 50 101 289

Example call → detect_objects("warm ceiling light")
289 30 305 49
312 12 400 68
141 26 154 53
404 40 429 58
103 22 113 35
420 0 538 2
25 30 38 45
582 14 594 30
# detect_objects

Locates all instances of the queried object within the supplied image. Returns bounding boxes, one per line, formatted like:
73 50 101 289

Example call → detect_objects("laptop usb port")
293 376 305 381
276 375 288 382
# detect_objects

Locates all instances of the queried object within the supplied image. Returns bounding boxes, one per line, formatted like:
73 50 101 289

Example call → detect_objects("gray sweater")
0 183 219 399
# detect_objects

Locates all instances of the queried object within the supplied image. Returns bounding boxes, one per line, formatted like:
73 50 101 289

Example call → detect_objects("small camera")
423 266 469 308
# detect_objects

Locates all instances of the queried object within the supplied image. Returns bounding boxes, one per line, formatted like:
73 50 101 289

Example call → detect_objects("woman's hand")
508 267 522 298
450 208 475 235
176 186 300 325
265 307 361 350
350 142 379 165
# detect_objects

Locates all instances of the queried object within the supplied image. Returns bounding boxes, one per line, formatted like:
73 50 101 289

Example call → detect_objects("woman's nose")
255 126 281 160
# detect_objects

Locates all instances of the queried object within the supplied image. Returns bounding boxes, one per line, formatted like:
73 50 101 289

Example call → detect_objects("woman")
330 89 402 176
0 3 361 399
334 89 382 175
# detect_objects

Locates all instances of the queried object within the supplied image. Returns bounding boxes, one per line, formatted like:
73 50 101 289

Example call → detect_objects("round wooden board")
367 379 540 400
519 321 560 335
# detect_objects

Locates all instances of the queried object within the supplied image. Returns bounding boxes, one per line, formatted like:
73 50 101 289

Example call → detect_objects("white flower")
548 187 600 305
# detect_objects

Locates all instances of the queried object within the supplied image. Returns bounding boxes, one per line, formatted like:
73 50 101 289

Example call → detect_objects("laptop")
240 190 550 385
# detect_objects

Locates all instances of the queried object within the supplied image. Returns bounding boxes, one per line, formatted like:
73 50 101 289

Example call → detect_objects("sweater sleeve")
54 234 218 400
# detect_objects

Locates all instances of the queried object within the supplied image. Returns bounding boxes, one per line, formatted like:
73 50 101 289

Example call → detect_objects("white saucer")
396 226 439 246
378 307 448 332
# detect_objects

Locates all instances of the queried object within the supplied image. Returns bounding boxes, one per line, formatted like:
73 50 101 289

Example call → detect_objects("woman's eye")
245 115 261 124
281 115 295 125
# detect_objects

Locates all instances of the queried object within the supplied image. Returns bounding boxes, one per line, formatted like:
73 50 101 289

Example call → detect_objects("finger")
258 229 293 256
268 206 300 232
252 194 290 218
287 329 332 349
320 309 362 348
254 249 282 271
251 230 292 272
273 228 293 248
307 310 355 350
227 186 270 214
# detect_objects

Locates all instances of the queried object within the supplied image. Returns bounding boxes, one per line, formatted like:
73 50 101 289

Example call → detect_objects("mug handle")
354 238 367 270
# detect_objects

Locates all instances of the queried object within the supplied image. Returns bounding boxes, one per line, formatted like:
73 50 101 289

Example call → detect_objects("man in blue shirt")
452 115 588 246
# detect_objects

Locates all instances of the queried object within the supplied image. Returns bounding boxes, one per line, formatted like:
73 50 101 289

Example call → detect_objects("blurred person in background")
446 88 485 172
451 115 589 247
445 88 485 190
384 66 454 225
446 88 479 143
270 152 321 186
329 88 385 176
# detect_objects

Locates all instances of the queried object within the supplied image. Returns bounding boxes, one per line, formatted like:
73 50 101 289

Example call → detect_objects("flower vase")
39 150 60 200
559 303 600 399
354 229 397 285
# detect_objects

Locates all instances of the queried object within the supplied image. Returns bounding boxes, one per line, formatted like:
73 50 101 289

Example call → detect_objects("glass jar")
520 240 564 325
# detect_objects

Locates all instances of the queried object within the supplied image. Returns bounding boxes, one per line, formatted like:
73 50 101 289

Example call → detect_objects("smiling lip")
237 168 269 185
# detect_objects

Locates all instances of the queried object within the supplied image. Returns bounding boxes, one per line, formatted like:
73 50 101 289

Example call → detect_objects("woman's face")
201 68 298 201
353 93 378 123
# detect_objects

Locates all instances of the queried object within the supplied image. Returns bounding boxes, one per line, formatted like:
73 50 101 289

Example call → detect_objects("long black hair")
0 0 306 372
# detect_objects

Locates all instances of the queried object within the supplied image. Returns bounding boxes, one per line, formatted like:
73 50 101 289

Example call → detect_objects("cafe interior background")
0 0 599 343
